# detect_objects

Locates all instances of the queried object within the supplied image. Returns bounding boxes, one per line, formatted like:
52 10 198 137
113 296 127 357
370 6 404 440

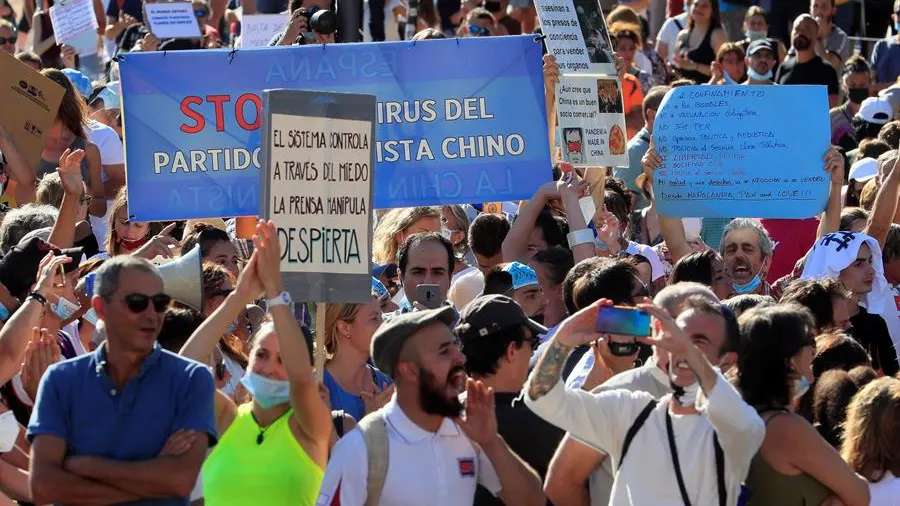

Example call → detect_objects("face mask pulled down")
241 372 290 409
668 359 700 408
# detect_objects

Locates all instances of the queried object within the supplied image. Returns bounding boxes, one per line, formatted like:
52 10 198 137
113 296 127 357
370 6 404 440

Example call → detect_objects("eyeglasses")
0 37 15 45
209 288 233 298
195 9 209 16
123 293 171 313
468 24 490 36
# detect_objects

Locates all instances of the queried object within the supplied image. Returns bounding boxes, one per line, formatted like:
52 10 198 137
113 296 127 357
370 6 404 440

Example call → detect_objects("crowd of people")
0 0 900 504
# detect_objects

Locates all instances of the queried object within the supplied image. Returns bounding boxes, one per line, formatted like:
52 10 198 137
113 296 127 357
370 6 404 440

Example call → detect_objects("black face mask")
608 340 639 357
847 87 869 104
483 1 502 12
419 366 464 417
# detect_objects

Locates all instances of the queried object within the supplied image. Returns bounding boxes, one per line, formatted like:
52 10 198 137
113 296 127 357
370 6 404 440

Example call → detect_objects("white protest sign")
557 75 627 167
536 0 616 76
144 2 202 39
240 14 286 47
261 90 375 304
48 0 99 54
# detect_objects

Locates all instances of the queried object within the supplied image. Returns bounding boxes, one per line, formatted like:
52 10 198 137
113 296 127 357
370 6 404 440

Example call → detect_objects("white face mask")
0 411 20 453
51 297 81 321
82 308 99 326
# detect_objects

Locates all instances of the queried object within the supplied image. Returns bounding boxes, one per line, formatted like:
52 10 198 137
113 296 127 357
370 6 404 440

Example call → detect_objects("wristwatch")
266 291 292 309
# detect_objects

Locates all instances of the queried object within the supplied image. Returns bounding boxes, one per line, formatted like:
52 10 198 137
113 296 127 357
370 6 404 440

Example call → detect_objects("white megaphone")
155 245 203 311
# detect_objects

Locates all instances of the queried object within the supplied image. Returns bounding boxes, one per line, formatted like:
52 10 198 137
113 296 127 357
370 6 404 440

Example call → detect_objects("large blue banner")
119 36 551 221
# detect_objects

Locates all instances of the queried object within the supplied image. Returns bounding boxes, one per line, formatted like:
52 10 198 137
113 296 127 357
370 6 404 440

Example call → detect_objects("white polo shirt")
316 398 502 506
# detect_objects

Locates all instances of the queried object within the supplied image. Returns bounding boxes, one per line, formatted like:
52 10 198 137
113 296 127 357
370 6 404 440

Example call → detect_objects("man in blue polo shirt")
27 256 216 505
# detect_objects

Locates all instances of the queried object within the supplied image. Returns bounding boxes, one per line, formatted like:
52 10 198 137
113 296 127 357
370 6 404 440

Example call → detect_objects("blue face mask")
747 66 773 81
51 297 81 320
732 274 762 295
792 375 811 399
224 318 237 335
895 22 900 32
240 372 290 408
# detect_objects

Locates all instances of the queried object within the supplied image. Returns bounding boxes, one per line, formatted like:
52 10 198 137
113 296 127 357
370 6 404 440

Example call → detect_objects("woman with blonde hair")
841 377 900 504
371 206 440 265
321 278 394 422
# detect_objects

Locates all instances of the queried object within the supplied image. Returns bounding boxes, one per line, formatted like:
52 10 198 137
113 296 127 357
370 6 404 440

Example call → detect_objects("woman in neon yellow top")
180 220 333 506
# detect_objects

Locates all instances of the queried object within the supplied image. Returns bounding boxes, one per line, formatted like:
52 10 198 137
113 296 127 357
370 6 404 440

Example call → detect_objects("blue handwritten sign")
118 36 551 221
652 85 830 219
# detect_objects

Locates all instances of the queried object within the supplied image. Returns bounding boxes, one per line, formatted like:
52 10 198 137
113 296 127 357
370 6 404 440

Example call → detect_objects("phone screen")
595 306 651 336
415 284 441 309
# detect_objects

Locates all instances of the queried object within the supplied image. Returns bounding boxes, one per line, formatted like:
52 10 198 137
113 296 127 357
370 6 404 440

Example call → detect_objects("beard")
419 366 465 417
793 35 811 51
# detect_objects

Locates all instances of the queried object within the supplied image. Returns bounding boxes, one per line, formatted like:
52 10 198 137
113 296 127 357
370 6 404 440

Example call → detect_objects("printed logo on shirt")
316 480 338 506
458 457 476 477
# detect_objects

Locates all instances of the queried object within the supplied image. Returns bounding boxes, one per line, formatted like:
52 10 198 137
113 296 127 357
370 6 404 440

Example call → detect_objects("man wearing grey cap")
316 305 544 506
456 295 564 506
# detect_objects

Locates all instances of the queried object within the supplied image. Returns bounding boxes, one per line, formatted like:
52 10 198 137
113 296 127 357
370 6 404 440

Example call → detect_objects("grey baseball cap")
370 305 456 378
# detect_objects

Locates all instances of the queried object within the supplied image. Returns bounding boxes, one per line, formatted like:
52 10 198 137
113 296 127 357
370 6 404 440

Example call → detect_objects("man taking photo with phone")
388 232 456 318
525 296 764 506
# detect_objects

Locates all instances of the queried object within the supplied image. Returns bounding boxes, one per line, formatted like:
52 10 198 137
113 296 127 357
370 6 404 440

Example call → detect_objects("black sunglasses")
195 9 209 16
0 37 15 45
123 293 171 313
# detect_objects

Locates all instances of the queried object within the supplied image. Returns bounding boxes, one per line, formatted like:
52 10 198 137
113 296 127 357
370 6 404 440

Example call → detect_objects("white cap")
849 157 878 182
857 97 893 124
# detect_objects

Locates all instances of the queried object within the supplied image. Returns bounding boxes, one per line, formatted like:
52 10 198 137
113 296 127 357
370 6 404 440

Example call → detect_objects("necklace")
252 409 290 445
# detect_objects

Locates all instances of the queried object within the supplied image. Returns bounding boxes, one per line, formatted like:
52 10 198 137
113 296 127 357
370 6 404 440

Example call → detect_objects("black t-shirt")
849 306 900 376
474 392 564 506
106 0 144 22
775 56 840 96
117 23 148 52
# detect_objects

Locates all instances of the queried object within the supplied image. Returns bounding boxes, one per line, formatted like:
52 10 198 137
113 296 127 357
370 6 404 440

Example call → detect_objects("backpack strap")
331 410 346 438
357 411 389 506
713 433 726 506
618 399 657 470
674 18 683 31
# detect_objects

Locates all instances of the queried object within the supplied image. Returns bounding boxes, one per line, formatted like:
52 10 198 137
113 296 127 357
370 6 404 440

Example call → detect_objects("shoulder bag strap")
713 433 726 506
618 399 658 470
357 411 389 506
664 408 692 506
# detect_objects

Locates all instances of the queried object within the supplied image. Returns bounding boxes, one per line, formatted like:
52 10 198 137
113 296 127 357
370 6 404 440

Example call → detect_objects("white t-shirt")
316 398 502 505
525 372 765 506
657 13 689 63
870 472 900 506
85 120 123 248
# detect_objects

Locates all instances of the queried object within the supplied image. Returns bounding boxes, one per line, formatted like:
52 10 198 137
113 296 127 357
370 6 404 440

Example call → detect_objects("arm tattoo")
528 339 573 400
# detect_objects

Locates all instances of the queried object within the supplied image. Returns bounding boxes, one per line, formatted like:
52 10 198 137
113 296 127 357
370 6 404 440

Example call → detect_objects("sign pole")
314 302 327 381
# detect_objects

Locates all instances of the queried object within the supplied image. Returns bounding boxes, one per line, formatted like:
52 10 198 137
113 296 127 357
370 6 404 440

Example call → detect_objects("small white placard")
145 2 202 39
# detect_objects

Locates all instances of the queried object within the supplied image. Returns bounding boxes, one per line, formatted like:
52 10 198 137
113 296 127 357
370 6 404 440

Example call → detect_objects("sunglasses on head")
123 293 171 313
0 37 15 45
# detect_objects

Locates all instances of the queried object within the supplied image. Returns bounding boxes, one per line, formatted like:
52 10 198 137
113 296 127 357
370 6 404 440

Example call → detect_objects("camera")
303 6 337 35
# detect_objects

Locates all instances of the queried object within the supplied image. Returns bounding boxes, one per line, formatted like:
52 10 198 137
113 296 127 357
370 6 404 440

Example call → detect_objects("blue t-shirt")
871 38 900 85
323 367 392 422
28 344 217 505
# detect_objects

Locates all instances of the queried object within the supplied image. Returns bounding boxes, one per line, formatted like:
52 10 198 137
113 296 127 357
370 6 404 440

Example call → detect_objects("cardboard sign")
557 75 627 167
0 52 65 184
48 0 99 55
144 2 202 39
260 90 375 303
240 14 286 47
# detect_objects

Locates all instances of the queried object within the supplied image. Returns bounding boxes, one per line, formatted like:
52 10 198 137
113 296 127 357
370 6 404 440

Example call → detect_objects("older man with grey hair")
0 204 57 253
719 218 776 297
28 255 216 505
545 282 730 506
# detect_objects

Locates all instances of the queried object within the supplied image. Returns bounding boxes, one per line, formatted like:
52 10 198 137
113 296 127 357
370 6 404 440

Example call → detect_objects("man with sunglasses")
456 294 562 506
0 19 14 54
28 255 216 505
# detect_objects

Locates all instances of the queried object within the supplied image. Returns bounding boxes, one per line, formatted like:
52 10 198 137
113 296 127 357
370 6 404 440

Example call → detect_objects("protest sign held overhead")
48 0 99 55
536 0 616 76
144 2 203 39
557 75 627 167
119 36 551 221
260 89 374 304
652 85 831 219
239 14 287 47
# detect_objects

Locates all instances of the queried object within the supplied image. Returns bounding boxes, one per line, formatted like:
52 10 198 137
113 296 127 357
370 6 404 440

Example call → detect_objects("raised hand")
20 327 61 401
35 252 72 299
362 383 395 415
553 298 612 348
595 210 621 249
635 303 692 356
455 379 498 447
141 33 160 52
251 220 283 296
60 45 77 69
823 146 844 185
234 250 264 305
542 54 560 88
57 148 85 196
133 222 180 260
